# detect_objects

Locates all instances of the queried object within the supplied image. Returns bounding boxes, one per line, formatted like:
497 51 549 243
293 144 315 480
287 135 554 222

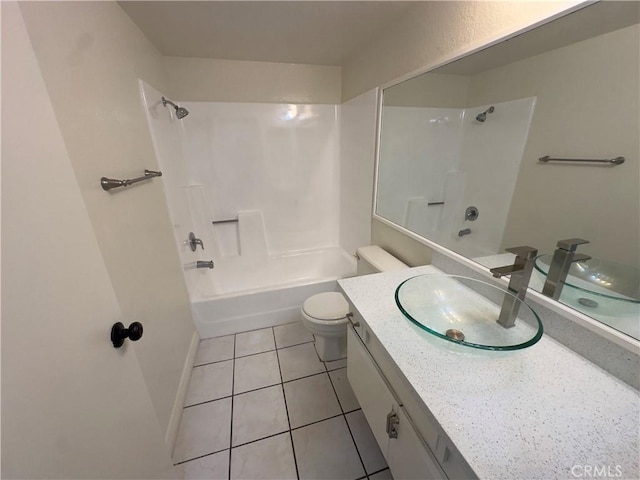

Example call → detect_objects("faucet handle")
505 245 538 260
572 253 591 263
556 238 589 252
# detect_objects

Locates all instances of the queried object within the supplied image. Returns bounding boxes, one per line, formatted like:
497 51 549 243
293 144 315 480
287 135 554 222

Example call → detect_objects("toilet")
301 246 408 361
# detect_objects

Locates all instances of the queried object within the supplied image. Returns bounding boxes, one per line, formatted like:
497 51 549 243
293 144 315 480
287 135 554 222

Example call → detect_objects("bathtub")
190 247 356 338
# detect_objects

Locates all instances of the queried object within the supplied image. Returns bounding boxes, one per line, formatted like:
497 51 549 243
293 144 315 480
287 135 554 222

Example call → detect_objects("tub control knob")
111 321 143 348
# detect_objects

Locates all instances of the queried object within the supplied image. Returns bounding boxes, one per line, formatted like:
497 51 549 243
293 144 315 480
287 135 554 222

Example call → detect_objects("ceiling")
119 1 417 67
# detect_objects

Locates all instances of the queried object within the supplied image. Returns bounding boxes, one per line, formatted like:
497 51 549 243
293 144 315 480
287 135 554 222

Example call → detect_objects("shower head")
162 97 189 119
475 106 495 123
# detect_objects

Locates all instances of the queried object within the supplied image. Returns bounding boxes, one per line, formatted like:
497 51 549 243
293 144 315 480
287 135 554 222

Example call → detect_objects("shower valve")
188 232 204 251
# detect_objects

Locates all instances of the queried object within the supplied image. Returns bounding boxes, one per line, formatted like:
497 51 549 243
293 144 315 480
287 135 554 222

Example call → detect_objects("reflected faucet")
542 238 591 300
490 246 538 328
188 232 204 252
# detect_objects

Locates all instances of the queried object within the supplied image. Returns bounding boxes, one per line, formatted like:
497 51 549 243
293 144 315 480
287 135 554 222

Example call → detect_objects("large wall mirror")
375 2 640 340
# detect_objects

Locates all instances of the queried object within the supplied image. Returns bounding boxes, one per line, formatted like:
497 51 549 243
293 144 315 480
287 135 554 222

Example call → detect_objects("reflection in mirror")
375 2 640 339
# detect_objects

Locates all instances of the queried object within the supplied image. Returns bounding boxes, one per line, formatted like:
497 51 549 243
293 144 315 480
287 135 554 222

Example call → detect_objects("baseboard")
165 330 200 454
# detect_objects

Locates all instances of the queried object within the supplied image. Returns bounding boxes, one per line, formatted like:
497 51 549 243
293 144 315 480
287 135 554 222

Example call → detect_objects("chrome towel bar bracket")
101 169 162 191
538 156 624 166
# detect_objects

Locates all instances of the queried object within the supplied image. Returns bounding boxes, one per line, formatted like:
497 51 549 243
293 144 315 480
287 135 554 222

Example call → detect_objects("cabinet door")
347 326 396 458
388 407 447 480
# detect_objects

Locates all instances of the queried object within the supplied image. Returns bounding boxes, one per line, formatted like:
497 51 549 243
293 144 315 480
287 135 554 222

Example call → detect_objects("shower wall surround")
140 81 351 299
181 101 340 254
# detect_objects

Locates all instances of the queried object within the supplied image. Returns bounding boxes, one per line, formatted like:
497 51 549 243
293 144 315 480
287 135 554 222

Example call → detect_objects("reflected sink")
534 255 640 303
395 275 543 351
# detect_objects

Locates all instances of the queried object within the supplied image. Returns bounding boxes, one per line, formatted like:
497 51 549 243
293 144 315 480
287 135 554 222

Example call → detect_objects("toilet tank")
356 246 408 275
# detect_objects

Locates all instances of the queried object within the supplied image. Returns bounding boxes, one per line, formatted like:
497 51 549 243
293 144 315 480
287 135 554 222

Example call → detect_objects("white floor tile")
284 373 341 428
274 321 314 349
329 368 360 412
346 410 387 474
173 398 232 464
183 450 229 480
369 468 394 480
278 342 326 382
194 335 235 366
233 351 281 394
185 360 233 406
230 433 296 480
292 416 365 480
232 385 288 446
325 358 347 371
235 328 275 357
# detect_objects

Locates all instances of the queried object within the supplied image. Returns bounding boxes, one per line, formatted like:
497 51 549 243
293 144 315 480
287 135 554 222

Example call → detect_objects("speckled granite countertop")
338 266 640 480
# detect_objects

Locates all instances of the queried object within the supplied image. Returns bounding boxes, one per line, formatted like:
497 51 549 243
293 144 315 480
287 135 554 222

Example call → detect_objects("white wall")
339 89 379 255
1 3 179 477
18 1 196 441
165 56 341 104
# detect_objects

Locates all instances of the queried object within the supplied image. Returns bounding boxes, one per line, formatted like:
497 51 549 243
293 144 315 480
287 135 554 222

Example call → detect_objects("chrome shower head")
162 96 189 119
475 106 495 123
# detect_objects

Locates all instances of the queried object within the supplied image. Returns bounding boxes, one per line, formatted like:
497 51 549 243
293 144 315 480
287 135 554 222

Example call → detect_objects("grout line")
368 467 391 477
289 411 345 432
173 447 230 466
275 339 315 351
327 365 369 478
273 327 300 480
233 381 282 397
228 333 236 480
234 347 277 360
184 394 233 409
193 356 235 368
282 370 330 386
230 428 290 450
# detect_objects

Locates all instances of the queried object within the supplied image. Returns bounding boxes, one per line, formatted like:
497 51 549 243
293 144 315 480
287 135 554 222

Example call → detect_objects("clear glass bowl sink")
395 275 543 351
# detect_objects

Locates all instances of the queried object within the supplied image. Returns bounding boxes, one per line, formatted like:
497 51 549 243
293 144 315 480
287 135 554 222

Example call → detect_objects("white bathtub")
190 247 356 338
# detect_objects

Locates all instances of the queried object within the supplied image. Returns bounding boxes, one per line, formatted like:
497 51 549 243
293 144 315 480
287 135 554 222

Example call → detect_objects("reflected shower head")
475 106 495 123
162 97 189 119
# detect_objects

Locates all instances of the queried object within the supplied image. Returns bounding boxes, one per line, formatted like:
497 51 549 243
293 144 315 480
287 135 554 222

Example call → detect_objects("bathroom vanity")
339 266 640 480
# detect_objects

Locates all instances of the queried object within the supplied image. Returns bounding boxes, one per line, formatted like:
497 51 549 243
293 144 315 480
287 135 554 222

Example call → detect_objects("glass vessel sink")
395 275 543 351
534 255 640 303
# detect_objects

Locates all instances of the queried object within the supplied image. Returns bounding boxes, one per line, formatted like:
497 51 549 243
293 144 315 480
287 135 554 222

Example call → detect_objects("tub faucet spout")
197 260 214 269
489 246 538 328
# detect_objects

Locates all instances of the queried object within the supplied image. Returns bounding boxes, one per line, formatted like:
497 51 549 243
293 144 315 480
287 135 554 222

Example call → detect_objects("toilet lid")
303 292 349 320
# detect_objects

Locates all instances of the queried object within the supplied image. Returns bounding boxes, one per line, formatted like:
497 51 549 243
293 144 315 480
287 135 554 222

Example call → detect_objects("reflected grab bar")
101 170 162 191
538 156 624 166
212 218 239 225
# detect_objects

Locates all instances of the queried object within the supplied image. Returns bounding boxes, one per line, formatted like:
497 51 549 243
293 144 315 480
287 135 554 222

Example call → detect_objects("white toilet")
301 246 408 361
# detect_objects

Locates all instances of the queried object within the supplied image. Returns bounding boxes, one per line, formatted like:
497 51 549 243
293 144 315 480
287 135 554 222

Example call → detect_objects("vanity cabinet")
347 307 475 480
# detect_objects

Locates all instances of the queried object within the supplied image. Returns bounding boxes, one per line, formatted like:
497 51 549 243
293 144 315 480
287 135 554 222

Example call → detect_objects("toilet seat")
302 292 349 321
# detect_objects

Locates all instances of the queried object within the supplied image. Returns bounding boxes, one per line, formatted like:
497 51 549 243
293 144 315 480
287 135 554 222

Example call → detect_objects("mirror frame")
371 1 639 353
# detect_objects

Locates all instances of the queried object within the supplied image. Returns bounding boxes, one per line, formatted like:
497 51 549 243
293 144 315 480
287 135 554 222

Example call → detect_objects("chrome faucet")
188 232 204 251
196 260 214 269
490 246 538 328
542 238 591 300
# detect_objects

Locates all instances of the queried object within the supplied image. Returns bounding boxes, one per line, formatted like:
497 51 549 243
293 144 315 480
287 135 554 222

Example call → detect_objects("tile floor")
174 321 393 480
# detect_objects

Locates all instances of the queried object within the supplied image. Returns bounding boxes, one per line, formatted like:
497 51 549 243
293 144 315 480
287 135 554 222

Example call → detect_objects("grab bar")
101 169 162 191
212 218 239 225
538 156 624 166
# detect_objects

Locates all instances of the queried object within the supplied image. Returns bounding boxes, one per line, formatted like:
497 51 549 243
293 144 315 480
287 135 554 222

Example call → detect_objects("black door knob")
111 322 143 348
